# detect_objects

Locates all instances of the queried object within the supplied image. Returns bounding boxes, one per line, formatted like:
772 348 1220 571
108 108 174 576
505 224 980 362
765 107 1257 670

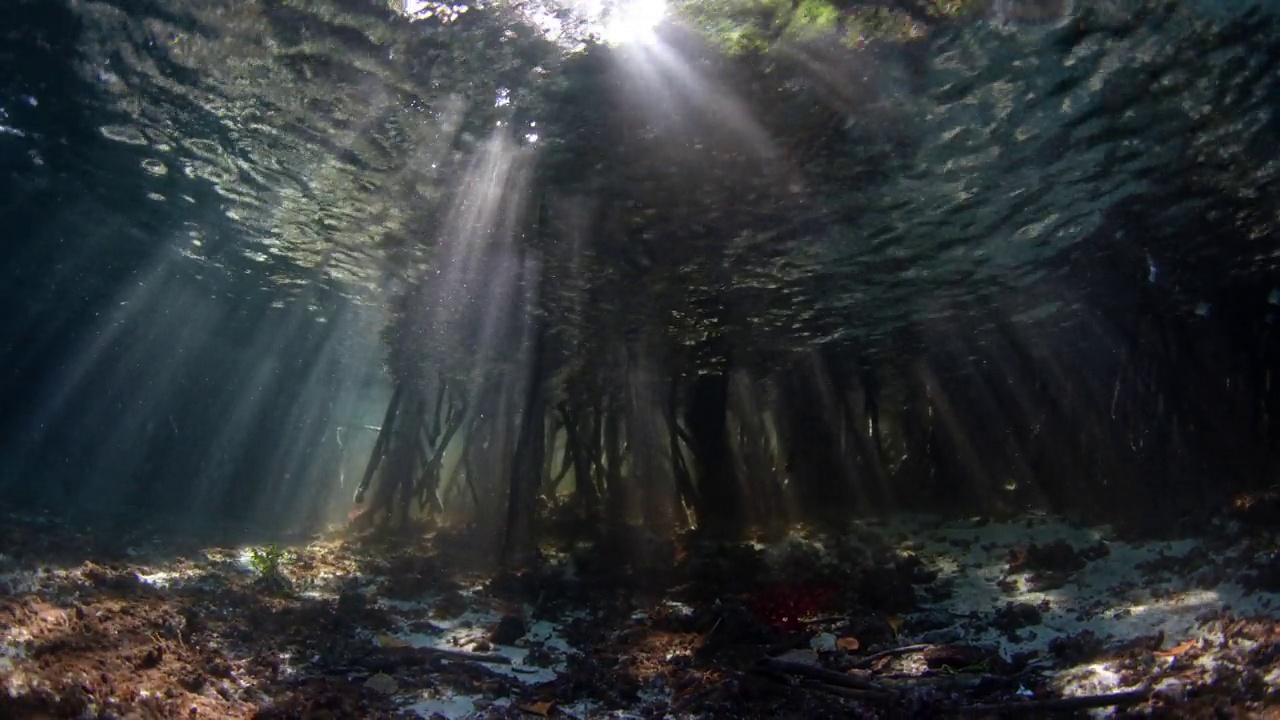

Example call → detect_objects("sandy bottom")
3 506 1279 718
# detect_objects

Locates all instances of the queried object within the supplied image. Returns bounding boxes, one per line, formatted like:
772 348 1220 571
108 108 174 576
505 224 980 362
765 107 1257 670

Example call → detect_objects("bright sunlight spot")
600 0 667 45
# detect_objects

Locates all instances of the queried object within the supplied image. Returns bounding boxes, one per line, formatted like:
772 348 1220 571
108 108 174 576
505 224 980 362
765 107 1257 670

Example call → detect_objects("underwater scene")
2 0 1280 717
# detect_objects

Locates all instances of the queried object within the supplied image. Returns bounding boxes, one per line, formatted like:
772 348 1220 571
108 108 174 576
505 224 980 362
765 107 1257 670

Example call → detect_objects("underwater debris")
0 511 1278 717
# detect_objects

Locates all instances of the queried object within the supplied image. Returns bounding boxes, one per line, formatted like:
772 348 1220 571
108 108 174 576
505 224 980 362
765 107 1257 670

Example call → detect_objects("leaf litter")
2 503 1280 718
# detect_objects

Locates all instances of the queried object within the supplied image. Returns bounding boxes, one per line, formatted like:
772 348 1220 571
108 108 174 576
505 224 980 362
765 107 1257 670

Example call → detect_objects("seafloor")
3 498 1280 719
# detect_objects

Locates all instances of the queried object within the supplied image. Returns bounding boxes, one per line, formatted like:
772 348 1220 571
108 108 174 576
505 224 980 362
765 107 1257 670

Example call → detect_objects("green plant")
247 544 294 581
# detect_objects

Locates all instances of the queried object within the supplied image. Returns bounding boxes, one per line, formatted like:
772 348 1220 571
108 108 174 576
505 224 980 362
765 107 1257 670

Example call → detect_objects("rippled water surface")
3 0 1278 342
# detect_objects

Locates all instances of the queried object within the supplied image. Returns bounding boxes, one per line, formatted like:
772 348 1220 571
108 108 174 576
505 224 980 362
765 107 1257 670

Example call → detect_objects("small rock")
1048 629 1105 663
526 646 557 667
1080 541 1111 562
994 602 1043 633
1007 539 1087 575
1027 572 1068 592
491 614 527 645
810 632 838 652
364 672 398 694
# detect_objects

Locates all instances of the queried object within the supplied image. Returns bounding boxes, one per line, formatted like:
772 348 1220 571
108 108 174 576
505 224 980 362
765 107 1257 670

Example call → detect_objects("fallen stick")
369 645 513 669
956 688 1151 715
852 644 933 669
800 615 846 626
804 681 896 702
756 658 893 694
423 647 513 665
877 671 989 690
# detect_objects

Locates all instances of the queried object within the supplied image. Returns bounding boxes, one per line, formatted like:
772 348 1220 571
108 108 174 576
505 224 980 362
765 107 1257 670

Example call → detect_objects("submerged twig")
956 688 1151 715
423 647 513 665
800 615 846 626
804 681 896 702
368 645 514 671
756 658 893 695
851 643 933 669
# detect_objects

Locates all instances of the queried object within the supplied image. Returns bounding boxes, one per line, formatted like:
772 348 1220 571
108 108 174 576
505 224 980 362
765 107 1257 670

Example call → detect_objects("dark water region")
1 0 1276 538
2 0 1280 717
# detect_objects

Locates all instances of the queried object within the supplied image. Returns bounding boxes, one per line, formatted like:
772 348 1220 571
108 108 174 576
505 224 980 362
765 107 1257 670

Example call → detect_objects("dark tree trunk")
893 357 936 509
502 196 552 564
354 383 404 506
412 376 468 514
392 392 424 531
502 322 548 567
603 392 626 527
558 401 600 521
860 366 883 464
667 376 699 518
685 369 743 537
779 362 849 528
730 373 784 534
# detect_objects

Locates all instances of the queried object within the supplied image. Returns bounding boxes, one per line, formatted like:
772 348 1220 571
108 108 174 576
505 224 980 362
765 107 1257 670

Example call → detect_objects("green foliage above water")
670 0 985 54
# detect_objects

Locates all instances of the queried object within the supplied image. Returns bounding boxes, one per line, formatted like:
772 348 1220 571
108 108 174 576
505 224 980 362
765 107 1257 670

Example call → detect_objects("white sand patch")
850 516 1275 651
1052 660 1128 694
662 600 695 618
749 513 1280 712
135 570 181 587
839 514 1280 709
406 691 510 719
135 566 208 587
401 606 503 648
379 594 581 685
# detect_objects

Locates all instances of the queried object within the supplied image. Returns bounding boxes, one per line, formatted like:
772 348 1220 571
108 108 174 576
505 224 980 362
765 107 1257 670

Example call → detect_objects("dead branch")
756 658 893 695
362 645 513 674
804 681 896 702
851 643 934 669
420 646 513 665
